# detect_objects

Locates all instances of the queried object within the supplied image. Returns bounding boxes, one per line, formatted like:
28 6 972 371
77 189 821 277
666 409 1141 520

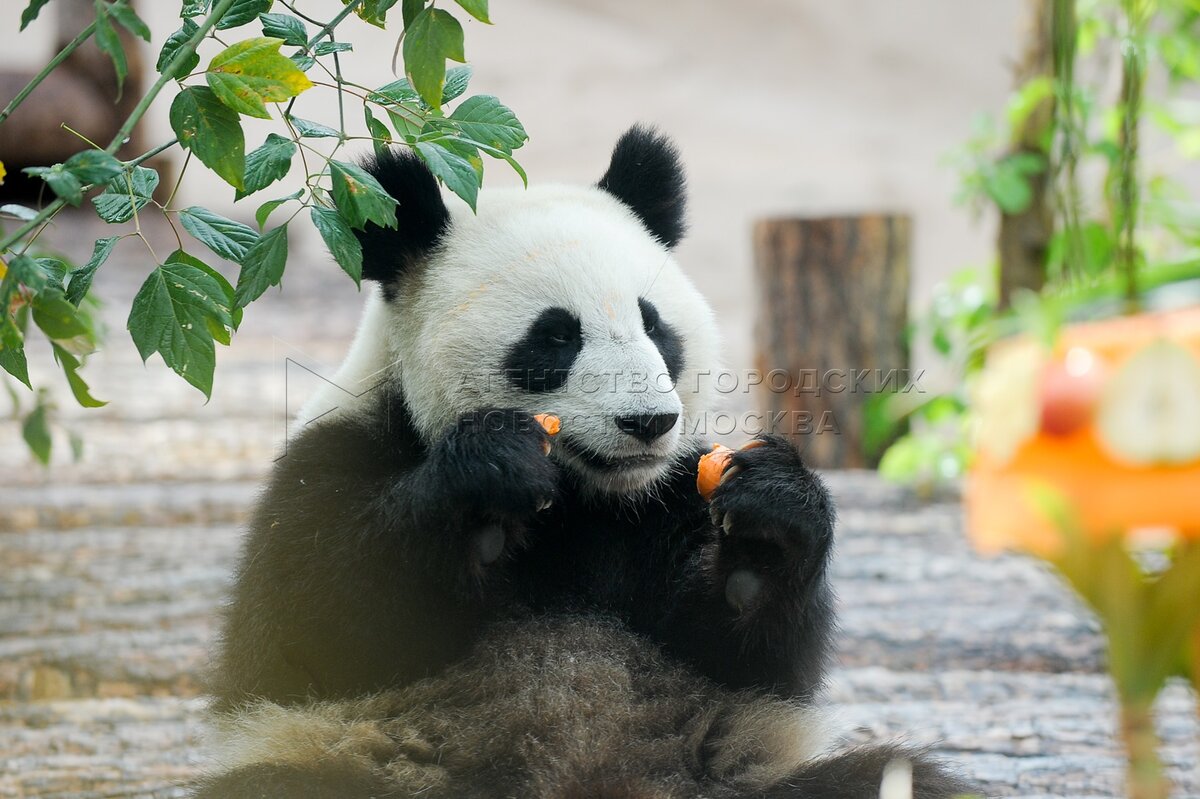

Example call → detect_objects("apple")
1096 340 1200 465
1038 347 1106 436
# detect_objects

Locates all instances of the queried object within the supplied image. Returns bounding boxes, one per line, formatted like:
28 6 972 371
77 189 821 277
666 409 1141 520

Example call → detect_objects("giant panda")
194 127 973 799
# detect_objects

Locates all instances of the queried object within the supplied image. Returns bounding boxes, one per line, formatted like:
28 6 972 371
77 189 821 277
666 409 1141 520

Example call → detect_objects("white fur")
297 184 722 494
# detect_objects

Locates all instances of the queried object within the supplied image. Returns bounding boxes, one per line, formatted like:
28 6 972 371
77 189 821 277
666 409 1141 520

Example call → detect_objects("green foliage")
171 86 247 189
158 19 202 77
92 166 160 223
180 206 261 262
403 8 466 109
234 225 288 307
127 252 235 398
311 206 364 286
206 37 313 119
881 0 1200 490
19 0 53 31
2 0 528 463
330 161 399 229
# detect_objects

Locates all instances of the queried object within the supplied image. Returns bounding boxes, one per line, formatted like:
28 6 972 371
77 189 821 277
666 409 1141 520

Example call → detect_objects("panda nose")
615 413 679 443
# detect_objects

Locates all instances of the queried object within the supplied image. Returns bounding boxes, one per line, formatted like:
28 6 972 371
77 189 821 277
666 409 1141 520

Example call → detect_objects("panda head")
308 126 721 496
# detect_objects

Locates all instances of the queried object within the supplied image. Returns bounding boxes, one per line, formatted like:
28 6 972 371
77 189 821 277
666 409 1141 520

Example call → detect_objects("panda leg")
191 761 398 799
756 746 976 799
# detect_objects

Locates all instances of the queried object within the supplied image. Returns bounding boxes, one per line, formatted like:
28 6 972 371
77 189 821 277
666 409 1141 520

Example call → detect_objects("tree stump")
752 214 911 469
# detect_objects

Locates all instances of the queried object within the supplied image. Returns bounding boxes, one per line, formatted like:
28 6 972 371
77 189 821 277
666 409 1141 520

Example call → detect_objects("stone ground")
2 213 1199 799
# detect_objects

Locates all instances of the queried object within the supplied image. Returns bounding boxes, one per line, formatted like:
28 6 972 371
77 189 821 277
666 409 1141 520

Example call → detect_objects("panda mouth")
559 439 667 472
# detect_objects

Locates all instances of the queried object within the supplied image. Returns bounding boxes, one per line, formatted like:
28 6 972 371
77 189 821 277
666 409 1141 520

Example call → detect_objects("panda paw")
708 436 835 606
429 408 559 520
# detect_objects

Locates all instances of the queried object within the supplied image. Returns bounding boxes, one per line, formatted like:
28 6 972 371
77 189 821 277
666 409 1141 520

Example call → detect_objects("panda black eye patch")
638 298 684 383
504 307 583 393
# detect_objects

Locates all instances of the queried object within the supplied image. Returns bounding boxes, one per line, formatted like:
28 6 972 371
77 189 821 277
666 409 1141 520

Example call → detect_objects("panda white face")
391 185 720 495
299 127 719 496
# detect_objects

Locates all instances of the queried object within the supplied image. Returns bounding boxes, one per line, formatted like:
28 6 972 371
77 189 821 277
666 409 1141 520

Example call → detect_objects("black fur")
211 392 835 711
503 307 584 393
598 125 688 248
639 297 685 382
354 147 450 285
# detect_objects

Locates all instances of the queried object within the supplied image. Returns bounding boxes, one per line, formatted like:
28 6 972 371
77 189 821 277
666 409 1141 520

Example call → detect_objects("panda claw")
722 514 734 536
537 498 553 512
718 465 741 486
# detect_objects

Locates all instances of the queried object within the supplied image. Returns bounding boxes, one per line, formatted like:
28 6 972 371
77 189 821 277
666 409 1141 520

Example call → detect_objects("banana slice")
1096 340 1200 465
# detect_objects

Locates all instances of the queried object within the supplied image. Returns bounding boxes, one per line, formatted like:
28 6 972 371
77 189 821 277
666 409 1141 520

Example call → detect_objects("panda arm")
212 400 554 709
639 437 837 700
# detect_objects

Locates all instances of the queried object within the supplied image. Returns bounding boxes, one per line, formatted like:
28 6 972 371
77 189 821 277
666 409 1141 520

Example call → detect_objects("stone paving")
2 213 1198 797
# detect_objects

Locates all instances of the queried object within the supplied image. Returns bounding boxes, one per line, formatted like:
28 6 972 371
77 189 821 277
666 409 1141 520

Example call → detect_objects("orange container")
965 306 1200 555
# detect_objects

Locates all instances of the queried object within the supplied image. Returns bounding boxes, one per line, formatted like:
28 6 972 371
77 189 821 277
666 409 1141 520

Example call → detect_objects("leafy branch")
1 0 527 463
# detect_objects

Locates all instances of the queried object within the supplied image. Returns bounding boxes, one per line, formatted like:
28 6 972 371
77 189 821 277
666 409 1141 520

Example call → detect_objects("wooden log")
752 214 911 469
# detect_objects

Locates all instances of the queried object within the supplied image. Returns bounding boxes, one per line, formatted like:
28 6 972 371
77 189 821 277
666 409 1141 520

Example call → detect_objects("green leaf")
310 206 363 286
181 0 211 17
254 189 302 229
330 160 398 229
94 2 128 98
452 0 490 23
23 165 84 207
64 149 124 185
32 289 91 340
22 402 52 465
373 78 421 105
53 343 106 408
236 133 296 199
234 224 288 307
170 86 246 190
364 106 392 155
2 253 52 295
180 206 260 263
403 8 465 110
984 152 1045 215
91 166 159 223
34 258 69 291
127 254 234 397
449 95 527 153
0 319 30 388
386 107 423 141
66 237 118 306
352 0 401 27
162 250 241 337
441 65 473 104
290 52 316 72
217 0 274 30
402 0 425 28
414 140 478 210
20 0 52 31
109 2 151 41
206 37 314 119
157 19 202 77
287 115 340 139
259 12 307 46
314 41 353 56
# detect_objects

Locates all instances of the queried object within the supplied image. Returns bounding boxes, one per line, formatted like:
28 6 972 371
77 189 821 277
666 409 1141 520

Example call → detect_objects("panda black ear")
597 125 688 249
355 148 450 284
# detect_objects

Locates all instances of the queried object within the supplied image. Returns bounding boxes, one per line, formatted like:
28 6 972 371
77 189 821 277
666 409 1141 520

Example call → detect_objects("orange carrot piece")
534 413 561 436
697 444 735 500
